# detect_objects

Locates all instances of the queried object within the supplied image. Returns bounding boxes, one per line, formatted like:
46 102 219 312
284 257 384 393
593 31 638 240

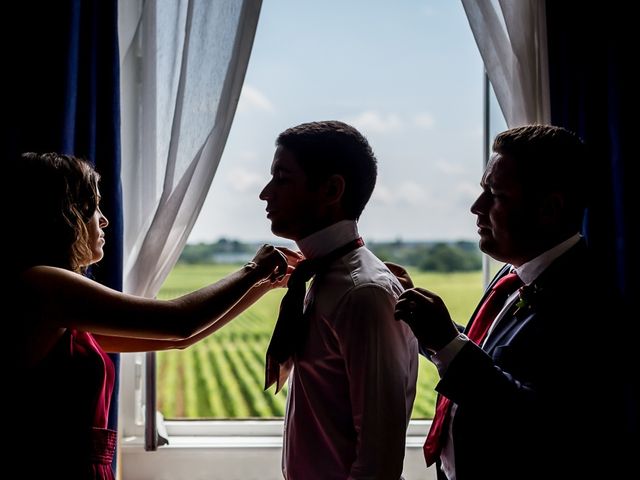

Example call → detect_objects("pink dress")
15 329 116 479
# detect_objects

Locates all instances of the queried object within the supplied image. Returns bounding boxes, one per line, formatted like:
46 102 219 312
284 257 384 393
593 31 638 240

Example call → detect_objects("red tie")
423 272 523 466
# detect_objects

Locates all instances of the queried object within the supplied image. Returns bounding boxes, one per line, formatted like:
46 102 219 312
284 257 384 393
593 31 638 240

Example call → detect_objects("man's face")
469 152 539 266
259 146 324 241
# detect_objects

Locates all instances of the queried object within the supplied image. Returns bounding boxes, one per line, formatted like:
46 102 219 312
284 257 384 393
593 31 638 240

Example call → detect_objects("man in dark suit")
395 124 619 479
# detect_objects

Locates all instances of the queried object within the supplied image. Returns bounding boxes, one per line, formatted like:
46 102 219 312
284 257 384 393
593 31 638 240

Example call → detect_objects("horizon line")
186 237 479 245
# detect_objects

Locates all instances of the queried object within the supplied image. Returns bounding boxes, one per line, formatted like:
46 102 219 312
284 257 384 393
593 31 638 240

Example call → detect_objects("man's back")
284 244 418 480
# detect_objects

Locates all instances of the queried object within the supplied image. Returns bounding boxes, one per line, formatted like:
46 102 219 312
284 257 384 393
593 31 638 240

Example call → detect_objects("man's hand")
385 261 414 289
394 287 459 353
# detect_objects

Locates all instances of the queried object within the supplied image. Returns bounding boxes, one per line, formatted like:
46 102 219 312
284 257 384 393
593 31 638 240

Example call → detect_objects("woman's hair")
8 152 101 274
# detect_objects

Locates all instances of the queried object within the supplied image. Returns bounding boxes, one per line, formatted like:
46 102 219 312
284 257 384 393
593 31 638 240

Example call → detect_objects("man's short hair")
276 120 377 220
493 124 589 222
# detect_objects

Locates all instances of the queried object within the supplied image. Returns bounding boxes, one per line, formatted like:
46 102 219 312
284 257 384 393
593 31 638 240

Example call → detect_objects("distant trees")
179 238 253 264
415 242 482 272
369 240 481 272
179 238 482 273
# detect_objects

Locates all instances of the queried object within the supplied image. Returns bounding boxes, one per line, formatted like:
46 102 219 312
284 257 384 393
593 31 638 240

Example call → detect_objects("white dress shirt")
282 220 419 480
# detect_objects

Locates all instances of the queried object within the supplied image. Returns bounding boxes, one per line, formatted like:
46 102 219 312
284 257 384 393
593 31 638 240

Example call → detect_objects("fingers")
252 244 289 282
394 297 415 323
275 247 304 270
394 288 439 324
269 248 289 282
277 246 304 262
384 261 414 289
265 247 304 285
384 261 404 273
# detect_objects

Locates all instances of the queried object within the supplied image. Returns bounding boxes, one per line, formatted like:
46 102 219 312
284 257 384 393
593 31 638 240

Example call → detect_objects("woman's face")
86 198 109 265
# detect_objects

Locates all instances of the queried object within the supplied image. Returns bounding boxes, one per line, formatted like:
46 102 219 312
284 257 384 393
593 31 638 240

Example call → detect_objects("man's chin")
478 236 494 256
270 224 296 242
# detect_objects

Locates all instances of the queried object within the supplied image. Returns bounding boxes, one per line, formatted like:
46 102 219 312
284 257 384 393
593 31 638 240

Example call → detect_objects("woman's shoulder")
19 264 89 286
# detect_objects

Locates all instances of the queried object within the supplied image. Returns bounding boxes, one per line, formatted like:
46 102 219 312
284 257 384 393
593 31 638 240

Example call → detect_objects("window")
155 0 485 421
119 1 494 478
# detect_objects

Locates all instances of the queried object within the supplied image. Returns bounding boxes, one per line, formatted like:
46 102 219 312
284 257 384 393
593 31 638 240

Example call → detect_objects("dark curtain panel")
3 0 122 467
546 0 637 463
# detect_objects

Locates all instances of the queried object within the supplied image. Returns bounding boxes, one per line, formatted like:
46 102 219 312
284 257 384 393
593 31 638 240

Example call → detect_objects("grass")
157 263 483 419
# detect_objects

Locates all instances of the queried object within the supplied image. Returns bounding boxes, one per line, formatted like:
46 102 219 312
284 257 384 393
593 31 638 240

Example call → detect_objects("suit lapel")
479 240 588 354
482 303 532 353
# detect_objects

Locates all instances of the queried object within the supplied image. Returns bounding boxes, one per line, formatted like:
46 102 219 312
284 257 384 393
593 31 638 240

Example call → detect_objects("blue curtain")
4 0 122 467
546 0 637 457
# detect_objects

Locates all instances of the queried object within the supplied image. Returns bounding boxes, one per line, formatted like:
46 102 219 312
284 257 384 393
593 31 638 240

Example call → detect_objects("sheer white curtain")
119 0 262 297
462 0 550 126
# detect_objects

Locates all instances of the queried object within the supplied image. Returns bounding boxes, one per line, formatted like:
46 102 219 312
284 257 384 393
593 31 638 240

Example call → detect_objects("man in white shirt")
395 125 617 479
260 120 418 480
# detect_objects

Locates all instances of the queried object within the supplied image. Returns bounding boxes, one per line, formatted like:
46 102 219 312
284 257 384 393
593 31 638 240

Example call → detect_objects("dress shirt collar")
514 233 582 285
296 220 359 260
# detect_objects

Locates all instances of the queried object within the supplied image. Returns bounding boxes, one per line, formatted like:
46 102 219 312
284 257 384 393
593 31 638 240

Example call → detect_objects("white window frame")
116 62 491 480
118 352 436 478
116 4 501 479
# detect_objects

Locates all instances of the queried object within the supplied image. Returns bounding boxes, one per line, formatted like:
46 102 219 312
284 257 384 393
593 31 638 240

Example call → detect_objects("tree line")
179 238 482 273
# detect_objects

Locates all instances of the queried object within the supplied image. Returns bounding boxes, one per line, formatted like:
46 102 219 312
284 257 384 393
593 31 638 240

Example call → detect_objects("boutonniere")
513 284 542 316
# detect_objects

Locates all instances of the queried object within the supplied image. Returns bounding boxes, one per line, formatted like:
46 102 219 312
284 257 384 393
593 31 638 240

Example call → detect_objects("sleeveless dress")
15 329 117 479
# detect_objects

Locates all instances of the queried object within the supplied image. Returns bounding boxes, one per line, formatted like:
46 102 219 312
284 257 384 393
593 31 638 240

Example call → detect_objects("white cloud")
413 112 435 129
237 85 275 113
456 181 481 199
227 167 267 193
468 125 484 140
347 111 403 134
435 159 466 175
420 5 436 17
372 181 429 207
453 181 481 209
398 182 429 206
236 150 259 162
372 184 395 205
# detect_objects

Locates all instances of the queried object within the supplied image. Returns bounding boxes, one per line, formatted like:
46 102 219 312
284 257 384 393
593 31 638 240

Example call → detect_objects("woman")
6 152 298 479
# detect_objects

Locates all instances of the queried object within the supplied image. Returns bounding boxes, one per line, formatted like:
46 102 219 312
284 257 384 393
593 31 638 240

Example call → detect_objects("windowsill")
121 419 431 448
122 434 284 449
119 420 436 479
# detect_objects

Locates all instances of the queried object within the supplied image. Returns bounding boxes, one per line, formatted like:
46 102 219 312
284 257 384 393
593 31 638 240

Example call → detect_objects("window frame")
117 7 497 479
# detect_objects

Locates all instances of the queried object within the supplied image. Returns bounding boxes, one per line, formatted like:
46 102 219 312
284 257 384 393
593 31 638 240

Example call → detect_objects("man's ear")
538 192 564 225
324 174 346 206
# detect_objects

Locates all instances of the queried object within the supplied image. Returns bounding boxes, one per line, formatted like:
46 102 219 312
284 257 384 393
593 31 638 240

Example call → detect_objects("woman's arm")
94 274 287 352
22 246 292 344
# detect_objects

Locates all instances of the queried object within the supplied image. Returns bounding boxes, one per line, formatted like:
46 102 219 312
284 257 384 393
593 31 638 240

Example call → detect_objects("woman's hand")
266 247 304 288
249 245 304 286
249 244 288 282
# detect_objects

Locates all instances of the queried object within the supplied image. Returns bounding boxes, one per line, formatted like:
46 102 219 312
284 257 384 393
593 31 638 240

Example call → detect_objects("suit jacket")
434 240 621 479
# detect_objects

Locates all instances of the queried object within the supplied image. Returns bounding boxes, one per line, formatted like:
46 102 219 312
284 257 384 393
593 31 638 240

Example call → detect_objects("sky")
187 0 486 245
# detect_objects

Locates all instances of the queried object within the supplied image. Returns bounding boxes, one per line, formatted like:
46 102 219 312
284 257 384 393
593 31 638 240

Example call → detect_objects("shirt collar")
514 233 582 285
296 220 359 260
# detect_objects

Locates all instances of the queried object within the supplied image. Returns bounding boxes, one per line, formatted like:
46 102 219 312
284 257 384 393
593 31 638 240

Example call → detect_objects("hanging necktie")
423 271 523 465
264 237 365 393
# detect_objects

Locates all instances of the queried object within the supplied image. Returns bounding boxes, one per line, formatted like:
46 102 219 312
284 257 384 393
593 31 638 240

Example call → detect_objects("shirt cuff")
431 333 469 376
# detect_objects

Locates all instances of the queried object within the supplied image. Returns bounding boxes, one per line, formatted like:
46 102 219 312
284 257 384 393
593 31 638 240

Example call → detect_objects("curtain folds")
462 0 550 126
545 3 634 300
118 0 262 451
119 0 262 299
545 3 637 456
4 0 123 469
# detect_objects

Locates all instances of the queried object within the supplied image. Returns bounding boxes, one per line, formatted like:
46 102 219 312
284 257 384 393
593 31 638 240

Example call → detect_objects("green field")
157 264 483 419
